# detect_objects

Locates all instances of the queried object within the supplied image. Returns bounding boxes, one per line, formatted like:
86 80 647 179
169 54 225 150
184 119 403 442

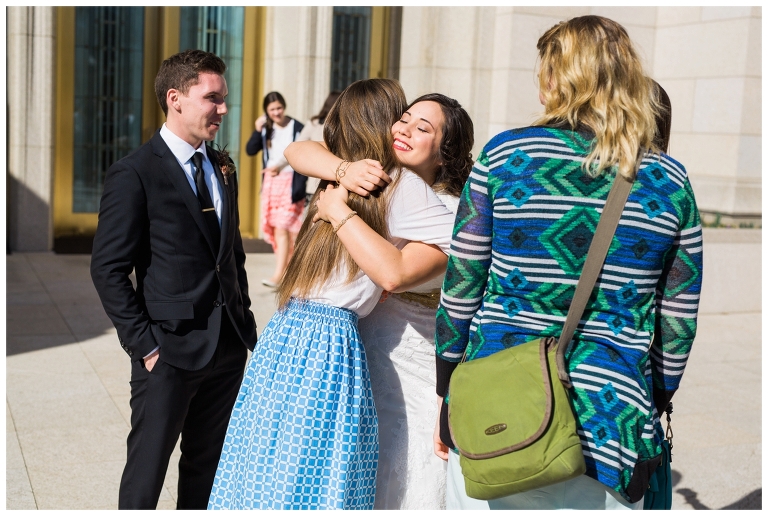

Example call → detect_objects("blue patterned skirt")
208 299 379 509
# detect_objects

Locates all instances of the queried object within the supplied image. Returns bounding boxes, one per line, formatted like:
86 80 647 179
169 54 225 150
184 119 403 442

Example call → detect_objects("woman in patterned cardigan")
435 15 702 510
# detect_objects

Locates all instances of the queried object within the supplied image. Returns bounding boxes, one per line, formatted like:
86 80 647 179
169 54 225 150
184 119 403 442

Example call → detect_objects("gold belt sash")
392 289 441 310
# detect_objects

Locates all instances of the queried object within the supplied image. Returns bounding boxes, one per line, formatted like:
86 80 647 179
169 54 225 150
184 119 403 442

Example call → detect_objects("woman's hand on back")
312 183 352 225
340 159 392 197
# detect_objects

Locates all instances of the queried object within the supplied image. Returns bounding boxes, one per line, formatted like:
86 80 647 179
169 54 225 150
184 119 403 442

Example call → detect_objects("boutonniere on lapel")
212 143 236 186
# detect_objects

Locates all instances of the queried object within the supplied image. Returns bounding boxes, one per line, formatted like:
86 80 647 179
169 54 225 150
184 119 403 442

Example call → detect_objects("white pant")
446 451 642 510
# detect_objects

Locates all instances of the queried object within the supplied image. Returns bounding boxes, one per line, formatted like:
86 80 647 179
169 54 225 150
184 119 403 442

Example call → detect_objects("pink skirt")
260 170 304 249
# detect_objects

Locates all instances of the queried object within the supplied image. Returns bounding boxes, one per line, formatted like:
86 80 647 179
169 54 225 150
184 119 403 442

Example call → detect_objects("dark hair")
263 91 287 146
408 93 475 197
652 80 672 153
154 49 227 116
312 91 342 125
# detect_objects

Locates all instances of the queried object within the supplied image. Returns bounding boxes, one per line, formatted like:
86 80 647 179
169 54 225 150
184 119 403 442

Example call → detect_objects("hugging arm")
284 140 391 197
315 184 447 293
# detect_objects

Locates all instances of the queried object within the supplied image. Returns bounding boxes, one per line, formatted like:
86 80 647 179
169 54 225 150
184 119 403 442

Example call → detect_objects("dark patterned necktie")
192 151 221 252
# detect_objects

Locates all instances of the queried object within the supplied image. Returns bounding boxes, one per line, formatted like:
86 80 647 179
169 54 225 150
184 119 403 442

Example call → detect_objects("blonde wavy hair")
276 79 406 307
535 15 665 180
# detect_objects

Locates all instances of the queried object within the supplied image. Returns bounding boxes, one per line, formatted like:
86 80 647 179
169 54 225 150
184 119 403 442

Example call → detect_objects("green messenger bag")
447 173 633 501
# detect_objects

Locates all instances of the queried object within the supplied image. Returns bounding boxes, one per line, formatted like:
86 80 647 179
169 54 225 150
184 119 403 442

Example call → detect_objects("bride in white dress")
285 93 474 509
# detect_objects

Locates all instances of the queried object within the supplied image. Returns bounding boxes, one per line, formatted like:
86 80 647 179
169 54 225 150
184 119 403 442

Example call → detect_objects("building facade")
7 6 761 252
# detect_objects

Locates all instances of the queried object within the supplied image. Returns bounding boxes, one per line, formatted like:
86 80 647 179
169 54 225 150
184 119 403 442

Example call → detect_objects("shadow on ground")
673 469 762 509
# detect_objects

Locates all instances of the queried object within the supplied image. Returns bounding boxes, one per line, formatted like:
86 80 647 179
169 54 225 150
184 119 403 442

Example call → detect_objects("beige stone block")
751 6 762 18
399 7 427 69
7 342 95 374
654 19 751 79
737 135 762 177
658 79 696 133
745 16 761 77
689 173 761 217
7 467 37 510
398 67 432 104
432 68 474 111
692 78 745 134
622 25 655 70
669 411 759 450
692 311 761 360
589 6 657 27
27 460 124 510
698 240 761 314
508 13 566 70
668 133 739 180
740 78 761 134
505 69 549 127
7 426 26 471
8 401 16 431
656 7 701 27
434 7 479 68
7 378 125 433
701 6 753 21
513 6 589 19
18 423 128 470
490 8 514 69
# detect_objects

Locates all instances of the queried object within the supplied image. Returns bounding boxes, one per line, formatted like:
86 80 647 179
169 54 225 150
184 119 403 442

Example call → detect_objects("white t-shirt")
266 119 295 173
303 170 456 317
410 192 459 293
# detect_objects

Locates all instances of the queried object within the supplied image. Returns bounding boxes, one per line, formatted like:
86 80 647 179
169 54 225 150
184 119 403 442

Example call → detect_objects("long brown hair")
277 79 407 307
534 15 663 180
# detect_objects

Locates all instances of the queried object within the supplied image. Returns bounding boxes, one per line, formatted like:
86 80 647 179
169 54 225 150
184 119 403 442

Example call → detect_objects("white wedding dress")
359 193 458 510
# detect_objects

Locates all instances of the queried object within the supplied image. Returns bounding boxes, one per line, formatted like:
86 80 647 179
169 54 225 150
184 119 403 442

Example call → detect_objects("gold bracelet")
332 211 358 233
335 160 350 185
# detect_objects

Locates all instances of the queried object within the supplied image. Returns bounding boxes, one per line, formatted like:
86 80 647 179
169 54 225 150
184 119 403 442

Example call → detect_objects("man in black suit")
90 49 257 509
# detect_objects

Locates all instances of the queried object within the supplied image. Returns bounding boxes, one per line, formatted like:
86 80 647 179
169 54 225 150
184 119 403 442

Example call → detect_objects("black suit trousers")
118 314 247 509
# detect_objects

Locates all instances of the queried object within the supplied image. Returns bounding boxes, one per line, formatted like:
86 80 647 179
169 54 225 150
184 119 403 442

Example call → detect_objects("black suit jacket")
91 130 258 371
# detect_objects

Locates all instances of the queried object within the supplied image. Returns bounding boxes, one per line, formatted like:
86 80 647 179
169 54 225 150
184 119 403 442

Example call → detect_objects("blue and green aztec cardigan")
435 126 703 501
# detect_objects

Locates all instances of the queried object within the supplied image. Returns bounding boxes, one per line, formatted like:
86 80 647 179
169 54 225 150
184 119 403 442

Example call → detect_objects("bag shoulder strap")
555 173 633 388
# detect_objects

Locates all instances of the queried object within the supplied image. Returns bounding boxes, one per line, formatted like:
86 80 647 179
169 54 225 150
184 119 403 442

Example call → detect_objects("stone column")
653 7 762 224
7 6 56 252
262 6 333 123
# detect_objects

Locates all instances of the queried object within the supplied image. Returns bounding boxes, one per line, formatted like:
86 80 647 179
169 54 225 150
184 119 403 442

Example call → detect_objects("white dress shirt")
160 123 223 225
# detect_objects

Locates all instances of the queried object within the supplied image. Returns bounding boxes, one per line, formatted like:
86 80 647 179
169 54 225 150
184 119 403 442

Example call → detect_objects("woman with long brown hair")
208 78 457 510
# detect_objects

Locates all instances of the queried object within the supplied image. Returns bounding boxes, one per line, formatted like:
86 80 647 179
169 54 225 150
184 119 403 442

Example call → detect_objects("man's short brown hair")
154 49 227 116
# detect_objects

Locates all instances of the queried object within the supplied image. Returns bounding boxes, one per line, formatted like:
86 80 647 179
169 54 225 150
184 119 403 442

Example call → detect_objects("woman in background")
245 91 305 287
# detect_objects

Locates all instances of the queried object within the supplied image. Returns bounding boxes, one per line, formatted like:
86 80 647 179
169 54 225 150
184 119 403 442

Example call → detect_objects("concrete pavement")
5 228 762 509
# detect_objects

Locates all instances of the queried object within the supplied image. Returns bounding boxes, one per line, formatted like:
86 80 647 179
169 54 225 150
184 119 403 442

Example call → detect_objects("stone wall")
396 6 761 222
7 6 56 251
262 6 333 125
